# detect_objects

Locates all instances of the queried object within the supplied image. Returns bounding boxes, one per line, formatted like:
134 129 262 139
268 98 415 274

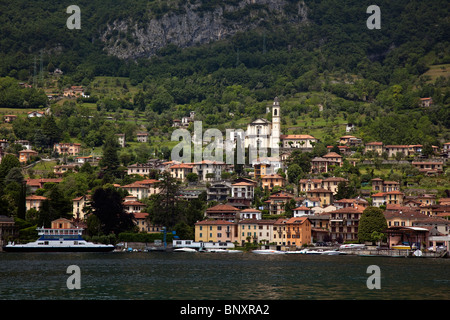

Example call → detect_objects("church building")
244 97 281 152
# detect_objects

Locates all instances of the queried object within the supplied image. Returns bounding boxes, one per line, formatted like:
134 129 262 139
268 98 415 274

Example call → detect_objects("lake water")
1 251 449 302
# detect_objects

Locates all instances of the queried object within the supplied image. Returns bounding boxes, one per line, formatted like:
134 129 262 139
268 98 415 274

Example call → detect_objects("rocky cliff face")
100 0 308 60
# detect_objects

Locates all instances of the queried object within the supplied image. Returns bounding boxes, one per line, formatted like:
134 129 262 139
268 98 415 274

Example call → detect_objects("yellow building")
306 188 334 207
26 195 47 211
195 220 236 243
261 173 285 191
237 219 260 245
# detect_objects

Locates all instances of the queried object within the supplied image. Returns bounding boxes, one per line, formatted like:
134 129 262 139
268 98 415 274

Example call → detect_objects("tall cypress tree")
99 134 120 181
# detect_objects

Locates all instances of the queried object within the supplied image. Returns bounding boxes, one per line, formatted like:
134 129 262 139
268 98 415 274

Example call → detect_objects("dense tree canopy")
358 206 388 244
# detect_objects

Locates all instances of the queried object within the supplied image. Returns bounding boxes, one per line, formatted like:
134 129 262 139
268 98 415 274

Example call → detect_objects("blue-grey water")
0 252 449 300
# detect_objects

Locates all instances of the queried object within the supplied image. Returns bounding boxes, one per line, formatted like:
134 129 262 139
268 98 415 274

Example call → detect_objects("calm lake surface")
0 251 449 300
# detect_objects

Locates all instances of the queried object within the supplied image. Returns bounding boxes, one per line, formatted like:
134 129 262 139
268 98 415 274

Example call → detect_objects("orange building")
19 149 38 163
285 216 311 247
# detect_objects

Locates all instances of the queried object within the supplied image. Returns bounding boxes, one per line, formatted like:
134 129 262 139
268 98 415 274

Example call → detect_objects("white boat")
173 247 197 252
206 249 228 253
305 250 322 254
321 250 341 255
2 227 114 252
339 244 366 250
285 249 309 254
252 249 285 254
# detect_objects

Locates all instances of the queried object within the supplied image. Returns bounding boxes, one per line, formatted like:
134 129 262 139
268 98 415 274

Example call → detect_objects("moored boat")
320 250 341 255
252 249 285 254
173 247 198 252
2 227 114 252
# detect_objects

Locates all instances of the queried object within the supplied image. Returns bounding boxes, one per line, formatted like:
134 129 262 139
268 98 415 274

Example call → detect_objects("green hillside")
0 0 449 148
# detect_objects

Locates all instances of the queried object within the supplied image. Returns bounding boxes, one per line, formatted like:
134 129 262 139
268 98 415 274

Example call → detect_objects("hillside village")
1 94 449 253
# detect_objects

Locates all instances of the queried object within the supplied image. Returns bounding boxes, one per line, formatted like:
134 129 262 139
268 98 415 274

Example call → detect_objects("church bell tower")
271 97 280 151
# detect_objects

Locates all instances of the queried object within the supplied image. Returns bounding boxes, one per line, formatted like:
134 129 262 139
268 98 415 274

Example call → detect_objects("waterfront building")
237 219 259 245
329 206 364 242
273 218 288 245
308 213 331 243
285 216 311 247
195 220 236 243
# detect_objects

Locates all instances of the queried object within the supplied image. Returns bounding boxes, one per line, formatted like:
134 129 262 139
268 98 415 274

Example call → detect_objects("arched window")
274 108 278 116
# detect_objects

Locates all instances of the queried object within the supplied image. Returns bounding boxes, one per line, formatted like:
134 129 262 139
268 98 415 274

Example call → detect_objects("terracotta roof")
123 201 145 206
280 134 316 139
262 174 284 179
195 220 236 225
26 195 47 200
121 183 148 188
307 188 333 193
365 142 383 145
293 206 312 211
286 216 309 224
299 179 323 183
323 152 342 158
238 219 260 224
206 204 241 212
133 212 148 219
135 179 160 185
232 182 255 186
170 164 194 169
240 208 261 212
330 207 364 213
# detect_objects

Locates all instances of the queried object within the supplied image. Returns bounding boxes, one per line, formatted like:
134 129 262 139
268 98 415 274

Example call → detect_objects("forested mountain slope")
0 0 449 145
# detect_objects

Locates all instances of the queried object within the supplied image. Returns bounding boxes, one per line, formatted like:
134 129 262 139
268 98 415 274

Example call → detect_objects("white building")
245 97 281 153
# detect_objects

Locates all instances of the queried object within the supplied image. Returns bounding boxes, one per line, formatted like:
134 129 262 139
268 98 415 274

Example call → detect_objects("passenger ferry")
3 226 115 252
